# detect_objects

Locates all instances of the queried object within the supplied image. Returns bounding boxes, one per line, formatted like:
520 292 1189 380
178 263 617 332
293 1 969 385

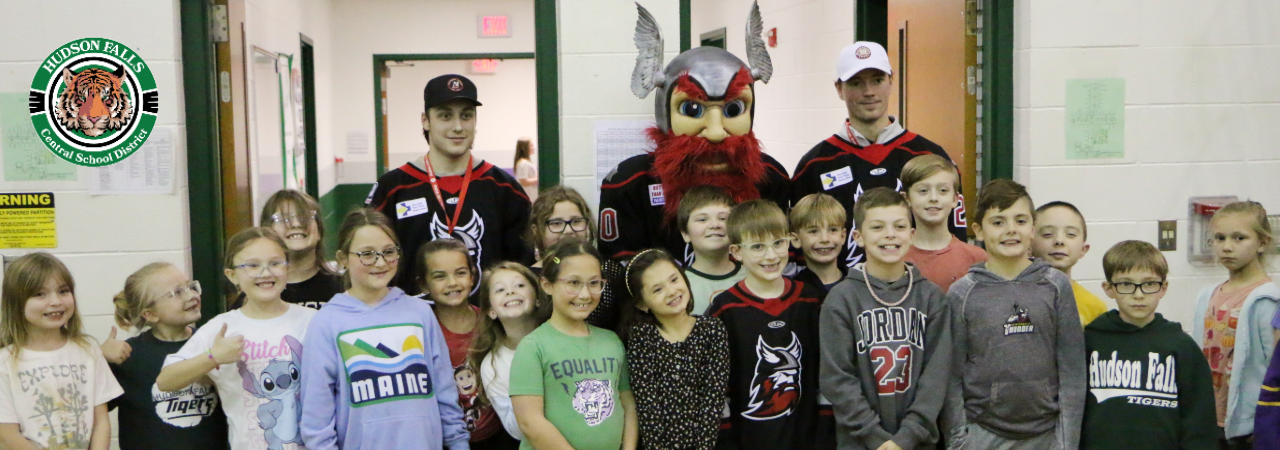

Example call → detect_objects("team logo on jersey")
743 333 803 420
821 167 853 190
429 211 485 265
339 324 434 407
1088 351 1179 408
29 38 159 167
845 226 862 268
870 168 887 176
767 320 785 329
571 379 616 426
1004 303 1035 335
648 184 665 206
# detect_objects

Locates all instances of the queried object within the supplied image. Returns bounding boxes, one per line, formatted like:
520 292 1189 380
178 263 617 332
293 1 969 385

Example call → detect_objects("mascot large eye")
678 100 704 118
262 374 276 392
723 100 746 118
290 364 300 381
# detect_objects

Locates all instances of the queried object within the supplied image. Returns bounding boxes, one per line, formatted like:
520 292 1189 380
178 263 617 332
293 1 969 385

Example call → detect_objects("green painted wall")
319 183 376 257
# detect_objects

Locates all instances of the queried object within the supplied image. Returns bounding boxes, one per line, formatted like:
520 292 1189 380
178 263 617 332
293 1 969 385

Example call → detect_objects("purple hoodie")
301 287 470 450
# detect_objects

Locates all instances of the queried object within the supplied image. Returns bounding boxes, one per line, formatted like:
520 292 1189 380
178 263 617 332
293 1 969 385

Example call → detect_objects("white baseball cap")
836 42 892 81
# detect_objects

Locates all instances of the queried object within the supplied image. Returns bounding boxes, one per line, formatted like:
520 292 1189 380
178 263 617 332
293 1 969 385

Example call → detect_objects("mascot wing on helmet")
630 3 665 99
745 1 773 84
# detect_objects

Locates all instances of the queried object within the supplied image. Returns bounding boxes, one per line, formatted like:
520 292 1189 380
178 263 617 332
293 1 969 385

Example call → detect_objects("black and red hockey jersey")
367 158 534 294
598 153 791 263
708 279 833 450
791 130 967 268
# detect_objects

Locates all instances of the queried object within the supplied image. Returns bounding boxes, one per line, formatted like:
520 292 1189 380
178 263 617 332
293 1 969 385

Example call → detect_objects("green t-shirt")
510 322 630 450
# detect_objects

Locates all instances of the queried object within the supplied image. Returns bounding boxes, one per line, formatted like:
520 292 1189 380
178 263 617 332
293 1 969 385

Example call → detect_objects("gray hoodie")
943 258 1085 450
820 263 952 450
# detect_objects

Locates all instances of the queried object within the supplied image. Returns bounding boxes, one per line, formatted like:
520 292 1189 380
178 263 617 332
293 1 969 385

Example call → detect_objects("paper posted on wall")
89 127 174 195
594 120 654 189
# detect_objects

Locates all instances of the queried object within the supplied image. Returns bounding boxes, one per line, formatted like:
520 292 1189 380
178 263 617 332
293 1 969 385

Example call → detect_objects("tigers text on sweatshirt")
943 258 1086 449
819 263 952 450
1082 310 1216 450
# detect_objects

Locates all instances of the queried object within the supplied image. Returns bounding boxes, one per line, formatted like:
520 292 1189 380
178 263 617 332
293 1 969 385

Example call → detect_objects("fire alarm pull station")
1188 196 1237 266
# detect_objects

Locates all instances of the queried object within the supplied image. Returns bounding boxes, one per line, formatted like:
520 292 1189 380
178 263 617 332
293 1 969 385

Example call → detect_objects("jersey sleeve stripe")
601 170 651 190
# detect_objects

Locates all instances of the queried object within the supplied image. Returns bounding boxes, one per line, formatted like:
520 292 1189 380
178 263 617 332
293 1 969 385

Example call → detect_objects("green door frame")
300 34 320 199
372 53 536 177
855 0 1013 182
179 0 228 320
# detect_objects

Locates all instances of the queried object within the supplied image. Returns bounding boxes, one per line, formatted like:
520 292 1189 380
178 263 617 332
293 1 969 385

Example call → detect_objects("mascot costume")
598 2 791 263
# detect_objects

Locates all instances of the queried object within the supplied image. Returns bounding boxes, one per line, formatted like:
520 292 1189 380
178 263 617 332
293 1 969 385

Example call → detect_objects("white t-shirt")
164 304 316 450
479 344 522 440
515 159 538 203
0 340 123 449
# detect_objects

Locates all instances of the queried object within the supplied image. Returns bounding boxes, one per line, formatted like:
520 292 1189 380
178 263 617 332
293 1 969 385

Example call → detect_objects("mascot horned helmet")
630 1 774 217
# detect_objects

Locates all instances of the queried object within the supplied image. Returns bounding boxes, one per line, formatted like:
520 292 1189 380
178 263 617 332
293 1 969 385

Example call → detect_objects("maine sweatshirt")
943 259 1085 449
300 288 470 450
820 263 952 450
1082 310 1216 449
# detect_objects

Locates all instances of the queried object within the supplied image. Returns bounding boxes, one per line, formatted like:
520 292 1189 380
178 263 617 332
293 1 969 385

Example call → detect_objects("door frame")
855 0 1013 183
300 34 319 199
371 53 536 177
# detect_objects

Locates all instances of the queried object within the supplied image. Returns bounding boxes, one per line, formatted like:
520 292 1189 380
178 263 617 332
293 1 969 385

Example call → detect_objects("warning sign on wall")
0 193 56 248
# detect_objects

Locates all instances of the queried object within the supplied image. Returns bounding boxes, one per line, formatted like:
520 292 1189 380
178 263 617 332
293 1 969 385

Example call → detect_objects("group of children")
0 154 1275 450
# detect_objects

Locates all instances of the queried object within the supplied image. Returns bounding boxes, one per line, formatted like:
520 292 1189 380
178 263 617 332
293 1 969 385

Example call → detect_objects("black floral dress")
625 315 730 450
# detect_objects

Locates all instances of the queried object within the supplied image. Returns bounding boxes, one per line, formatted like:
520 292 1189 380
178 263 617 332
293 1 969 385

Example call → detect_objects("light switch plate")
1158 220 1177 251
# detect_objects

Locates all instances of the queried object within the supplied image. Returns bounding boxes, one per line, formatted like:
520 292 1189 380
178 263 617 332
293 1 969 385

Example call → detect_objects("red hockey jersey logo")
743 333 802 420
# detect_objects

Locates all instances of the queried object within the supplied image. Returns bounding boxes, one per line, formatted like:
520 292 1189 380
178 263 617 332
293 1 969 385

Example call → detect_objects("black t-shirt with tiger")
367 157 535 295
791 130 967 268
708 278 834 450
597 153 791 263
109 331 230 450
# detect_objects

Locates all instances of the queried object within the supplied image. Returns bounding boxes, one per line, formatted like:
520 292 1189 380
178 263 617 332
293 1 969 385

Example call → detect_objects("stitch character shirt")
0 342 123 450
510 322 630 450
164 304 316 450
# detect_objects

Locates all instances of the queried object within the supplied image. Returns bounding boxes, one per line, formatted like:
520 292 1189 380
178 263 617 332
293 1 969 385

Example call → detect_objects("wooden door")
887 0 979 234
214 0 253 238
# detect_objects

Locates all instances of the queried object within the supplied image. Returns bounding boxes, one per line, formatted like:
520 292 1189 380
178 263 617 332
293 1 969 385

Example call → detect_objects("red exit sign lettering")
478 15 509 37
471 59 500 74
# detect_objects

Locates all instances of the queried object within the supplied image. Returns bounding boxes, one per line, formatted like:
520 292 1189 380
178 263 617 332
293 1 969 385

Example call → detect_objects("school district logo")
28 38 159 167
572 379 615 426
339 324 434 407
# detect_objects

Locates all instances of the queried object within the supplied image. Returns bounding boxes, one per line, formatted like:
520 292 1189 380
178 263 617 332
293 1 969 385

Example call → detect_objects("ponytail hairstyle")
468 262 550 407
113 262 176 331
513 138 533 169
334 208 400 289
618 249 693 341
260 189 334 276
415 238 476 295
1212 200 1275 267
538 237 603 285
0 252 90 359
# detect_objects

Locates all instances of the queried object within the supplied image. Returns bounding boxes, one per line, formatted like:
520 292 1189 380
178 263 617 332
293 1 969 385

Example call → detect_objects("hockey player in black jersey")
792 42 967 269
367 74 534 295
599 2 789 263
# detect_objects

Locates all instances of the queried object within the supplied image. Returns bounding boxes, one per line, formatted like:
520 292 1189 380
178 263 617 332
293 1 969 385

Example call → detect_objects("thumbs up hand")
210 323 245 365
101 326 132 364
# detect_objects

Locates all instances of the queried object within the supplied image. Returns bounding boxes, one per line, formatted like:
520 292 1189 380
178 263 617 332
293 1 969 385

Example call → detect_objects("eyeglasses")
547 218 589 234
270 211 317 228
558 278 606 296
233 260 289 278
738 237 792 258
163 280 201 300
353 247 402 266
1110 280 1165 295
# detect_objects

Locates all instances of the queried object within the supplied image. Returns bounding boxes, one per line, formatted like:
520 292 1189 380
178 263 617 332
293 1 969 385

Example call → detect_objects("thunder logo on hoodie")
338 324 434 406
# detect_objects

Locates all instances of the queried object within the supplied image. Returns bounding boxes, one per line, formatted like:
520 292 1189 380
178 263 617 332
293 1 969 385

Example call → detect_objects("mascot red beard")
597 2 784 262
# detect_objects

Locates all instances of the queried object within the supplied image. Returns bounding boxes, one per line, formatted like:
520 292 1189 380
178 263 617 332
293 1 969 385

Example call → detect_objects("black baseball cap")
424 74 482 111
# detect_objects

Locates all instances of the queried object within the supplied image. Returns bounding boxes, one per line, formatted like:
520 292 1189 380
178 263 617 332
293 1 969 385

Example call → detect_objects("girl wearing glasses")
300 208 469 450
158 227 317 450
248 189 342 310
110 263 229 450
524 186 627 329
511 238 638 450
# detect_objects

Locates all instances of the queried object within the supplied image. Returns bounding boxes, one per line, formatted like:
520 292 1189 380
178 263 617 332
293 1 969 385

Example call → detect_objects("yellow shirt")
1072 280 1108 326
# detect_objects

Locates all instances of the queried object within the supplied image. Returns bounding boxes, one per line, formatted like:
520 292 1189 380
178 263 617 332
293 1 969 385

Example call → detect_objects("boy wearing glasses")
1082 240 1216 449
707 199 833 449
678 186 744 315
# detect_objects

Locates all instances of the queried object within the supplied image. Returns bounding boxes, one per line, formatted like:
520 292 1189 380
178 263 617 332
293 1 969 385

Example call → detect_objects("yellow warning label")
0 192 55 248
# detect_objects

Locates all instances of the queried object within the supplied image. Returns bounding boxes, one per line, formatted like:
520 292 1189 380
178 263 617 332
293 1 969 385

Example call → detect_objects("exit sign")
471 59 500 74
478 15 509 38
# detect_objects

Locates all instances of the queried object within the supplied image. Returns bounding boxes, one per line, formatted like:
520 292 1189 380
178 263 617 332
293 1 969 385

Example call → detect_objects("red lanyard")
422 154 473 235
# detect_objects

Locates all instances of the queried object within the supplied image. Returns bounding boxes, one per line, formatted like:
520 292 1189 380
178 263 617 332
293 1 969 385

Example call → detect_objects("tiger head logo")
55 67 133 138
571 379 615 426
742 333 802 421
